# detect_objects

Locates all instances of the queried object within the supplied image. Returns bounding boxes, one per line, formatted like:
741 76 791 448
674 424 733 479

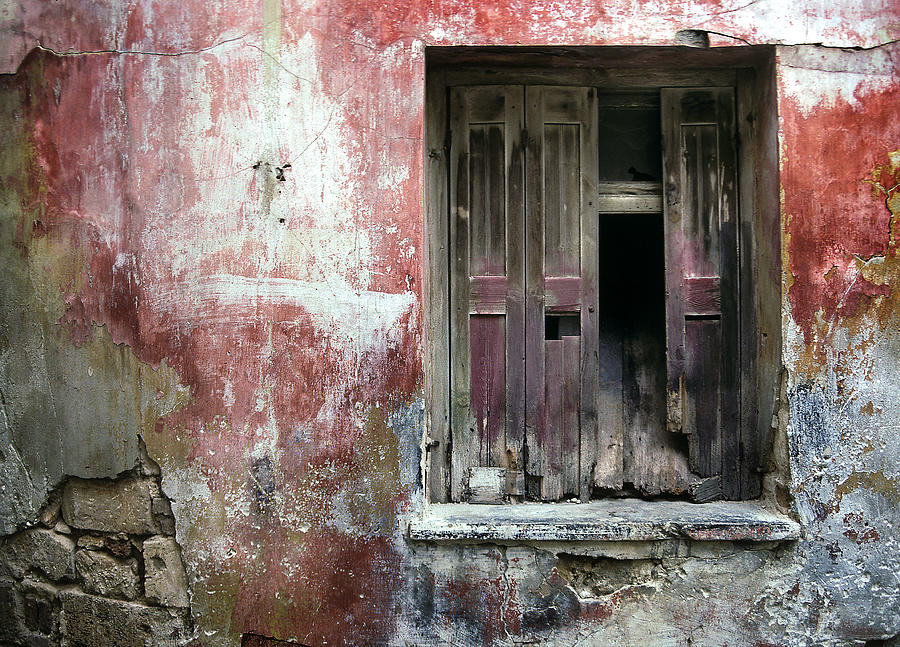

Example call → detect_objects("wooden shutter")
524 87 599 501
449 86 525 501
661 88 741 500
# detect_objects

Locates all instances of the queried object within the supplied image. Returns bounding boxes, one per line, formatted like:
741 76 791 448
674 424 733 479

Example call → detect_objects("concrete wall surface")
0 1 898 645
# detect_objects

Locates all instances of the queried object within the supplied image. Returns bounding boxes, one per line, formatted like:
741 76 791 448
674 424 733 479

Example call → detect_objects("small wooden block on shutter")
468 467 525 504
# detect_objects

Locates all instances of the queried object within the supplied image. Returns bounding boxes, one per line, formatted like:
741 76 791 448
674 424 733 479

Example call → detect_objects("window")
425 49 778 506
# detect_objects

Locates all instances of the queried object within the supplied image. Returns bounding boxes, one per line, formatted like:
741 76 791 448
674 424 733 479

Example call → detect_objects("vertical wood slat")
449 86 475 501
504 89 526 478
469 126 488 274
469 125 507 276
544 125 581 276
685 319 722 476
684 122 723 483
736 67 761 500
662 89 687 436
543 340 564 500
524 87 547 494
488 125 506 274
716 88 741 500
469 316 507 467
562 335 581 497
577 88 606 499
622 326 695 495
425 69 449 502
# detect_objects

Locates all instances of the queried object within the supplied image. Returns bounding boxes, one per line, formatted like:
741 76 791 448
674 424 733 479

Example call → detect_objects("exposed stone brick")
157 515 176 536
151 496 172 517
38 496 60 529
61 478 156 535
143 537 189 608
76 534 106 550
0 580 22 642
0 528 75 581
60 591 191 647
23 591 55 635
103 534 134 559
75 549 140 600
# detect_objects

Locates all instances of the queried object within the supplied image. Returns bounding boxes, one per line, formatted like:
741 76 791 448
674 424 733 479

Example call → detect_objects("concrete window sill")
407 500 801 542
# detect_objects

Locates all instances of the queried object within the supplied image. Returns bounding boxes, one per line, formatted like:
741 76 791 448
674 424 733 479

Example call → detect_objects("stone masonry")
0 446 192 646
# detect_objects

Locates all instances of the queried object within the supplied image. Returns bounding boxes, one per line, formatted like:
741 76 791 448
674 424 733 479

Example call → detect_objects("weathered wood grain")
424 69 450 502
662 87 740 499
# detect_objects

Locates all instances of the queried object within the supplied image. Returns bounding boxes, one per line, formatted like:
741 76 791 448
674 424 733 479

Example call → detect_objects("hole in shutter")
545 314 580 340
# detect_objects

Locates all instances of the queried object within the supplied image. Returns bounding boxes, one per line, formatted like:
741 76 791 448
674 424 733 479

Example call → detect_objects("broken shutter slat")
562 335 581 496
661 87 740 499
524 86 599 501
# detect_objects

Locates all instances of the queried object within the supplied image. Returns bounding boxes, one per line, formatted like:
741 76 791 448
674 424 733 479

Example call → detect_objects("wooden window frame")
423 47 780 505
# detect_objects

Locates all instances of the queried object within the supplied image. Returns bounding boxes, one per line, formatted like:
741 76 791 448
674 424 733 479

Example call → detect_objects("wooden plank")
524 86 547 496
560 121 580 267
469 316 507 468
684 277 721 316
444 67 738 91
737 67 761 500
467 467 506 504
578 87 604 499
469 276 506 314
469 125 488 275
626 332 696 496
661 90 686 435
449 86 476 500
504 88 526 485
544 340 564 500
467 123 507 276
562 335 581 497
682 123 720 277
424 68 450 502
597 181 663 195
487 125 506 274
544 124 563 275
685 319 722 477
596 195 663 214
467 87 507 121
716 87 741 500
544 277 581 311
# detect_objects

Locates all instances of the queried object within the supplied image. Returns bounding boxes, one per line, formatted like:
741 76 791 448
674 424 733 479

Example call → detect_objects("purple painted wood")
470 316 507 467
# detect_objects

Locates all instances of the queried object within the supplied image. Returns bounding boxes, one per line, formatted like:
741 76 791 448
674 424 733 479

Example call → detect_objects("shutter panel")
525 87 599 501
449 86 525 501
661 88 740 499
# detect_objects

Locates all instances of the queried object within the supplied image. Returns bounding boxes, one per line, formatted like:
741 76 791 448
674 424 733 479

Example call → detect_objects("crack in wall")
30 33 251 59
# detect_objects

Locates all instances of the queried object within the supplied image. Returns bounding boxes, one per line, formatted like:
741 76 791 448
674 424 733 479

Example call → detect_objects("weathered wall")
0 1 898 645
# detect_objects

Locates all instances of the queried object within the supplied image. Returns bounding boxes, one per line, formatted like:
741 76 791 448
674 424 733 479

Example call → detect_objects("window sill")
408 500 800 543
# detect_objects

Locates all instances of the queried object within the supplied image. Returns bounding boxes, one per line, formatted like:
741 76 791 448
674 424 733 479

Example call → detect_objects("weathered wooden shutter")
449 86 525 501
524 86 598 501
661 88 741 500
